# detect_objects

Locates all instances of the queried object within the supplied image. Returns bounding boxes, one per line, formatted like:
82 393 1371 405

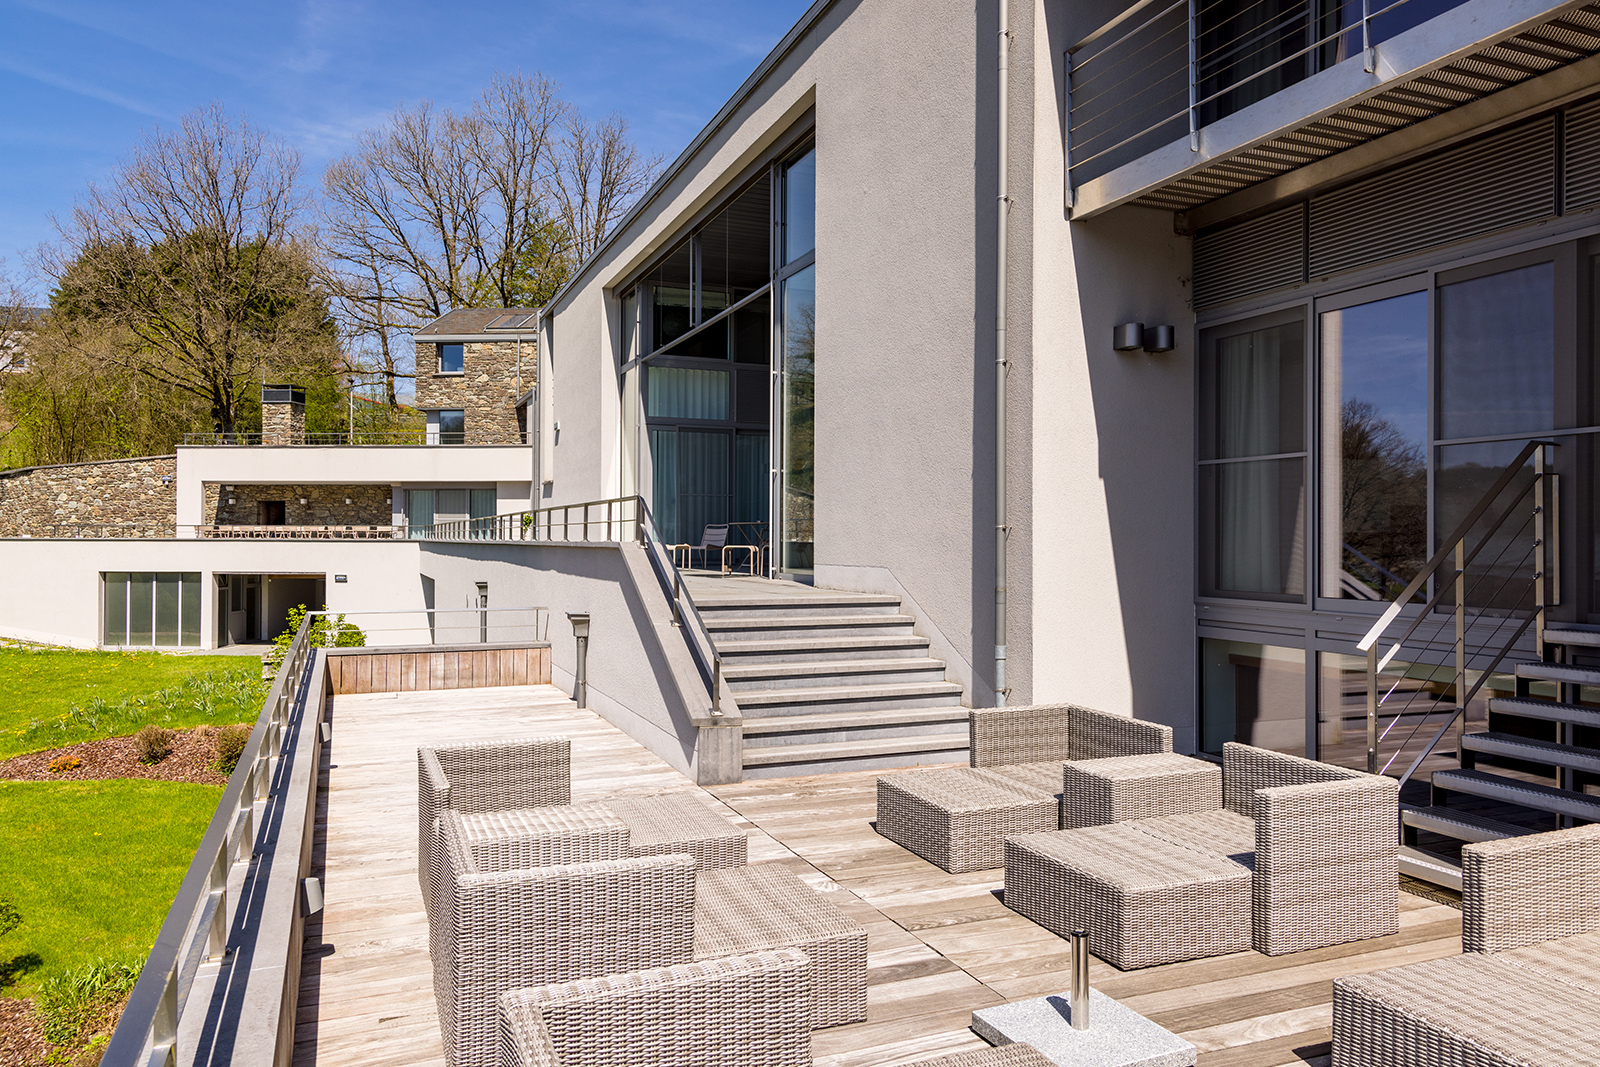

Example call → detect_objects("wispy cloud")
0 56 167 119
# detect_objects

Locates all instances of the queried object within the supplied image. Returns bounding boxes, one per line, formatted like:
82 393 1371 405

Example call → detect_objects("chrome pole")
1070 930 1090 1030
1455 538 1467 765
1365 642 1378 775
1187 0 1199 150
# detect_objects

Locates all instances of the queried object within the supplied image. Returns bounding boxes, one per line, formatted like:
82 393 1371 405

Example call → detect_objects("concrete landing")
971 990 1196 1067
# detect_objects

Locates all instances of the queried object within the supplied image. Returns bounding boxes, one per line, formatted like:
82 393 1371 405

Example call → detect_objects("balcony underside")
1072 0 1600 224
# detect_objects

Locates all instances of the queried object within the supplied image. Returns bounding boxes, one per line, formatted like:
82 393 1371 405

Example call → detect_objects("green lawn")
0 646 267 759
0 779 223 997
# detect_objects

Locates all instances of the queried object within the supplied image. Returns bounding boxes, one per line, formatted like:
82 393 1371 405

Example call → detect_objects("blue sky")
0 0 815 294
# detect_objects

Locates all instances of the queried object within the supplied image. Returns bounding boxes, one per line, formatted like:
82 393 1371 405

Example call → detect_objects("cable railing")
1065 0 1469 195
1355 440 1555 788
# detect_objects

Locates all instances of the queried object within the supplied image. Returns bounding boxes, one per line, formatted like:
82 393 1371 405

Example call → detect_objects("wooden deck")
293 684 1466 1067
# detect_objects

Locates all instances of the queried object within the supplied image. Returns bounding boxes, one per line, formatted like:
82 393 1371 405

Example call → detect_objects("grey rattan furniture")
498 949 813 1067
418 737 572 910
1059 752 1222 829
1005 743 1399 967
605 793 749 869
1332 823 1600 1066
903 1045 1056 1067
695 864 869 1028
877 704 1175 873
432 810 697 1067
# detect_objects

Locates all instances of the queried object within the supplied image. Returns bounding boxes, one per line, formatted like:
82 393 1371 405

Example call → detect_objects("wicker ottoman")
604 794 748 870
694 864 869 1028
877 767 1059 873
904 1045 1055 1067
1004 825 1251 969
1060 753 1223 829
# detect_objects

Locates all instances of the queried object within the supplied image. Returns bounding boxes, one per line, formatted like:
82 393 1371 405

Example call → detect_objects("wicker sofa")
1004 742 1399 968
876 703 1178 872
1332 823 1600 1066
434 808 867 1067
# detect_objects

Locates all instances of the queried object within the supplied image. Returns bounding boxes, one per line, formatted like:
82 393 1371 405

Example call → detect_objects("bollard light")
567 612 590 708
1069 929 1090 1030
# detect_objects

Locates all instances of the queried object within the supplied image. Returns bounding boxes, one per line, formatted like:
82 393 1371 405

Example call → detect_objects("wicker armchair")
967 703 1173 768
433 811 696 1067
1332 823 1600 1067
497 950 813 1067
418 738 571 909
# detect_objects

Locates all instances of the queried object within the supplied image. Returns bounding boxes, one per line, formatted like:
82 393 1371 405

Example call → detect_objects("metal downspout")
995 0 1011 707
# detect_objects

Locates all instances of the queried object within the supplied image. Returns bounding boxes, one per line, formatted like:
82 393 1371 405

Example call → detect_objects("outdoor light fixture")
227 497 235 505
299 497 308 505
344 497 352 505
1113 322 1176 354
567 612 591 709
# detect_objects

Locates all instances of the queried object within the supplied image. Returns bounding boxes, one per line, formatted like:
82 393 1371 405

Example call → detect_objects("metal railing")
183 431 431 446
1065 0 1463 195
1355 440 1555 788
197 524 400 540
410 496 644 543
19 523 177 539
637 497 728 718
101 611 320 1067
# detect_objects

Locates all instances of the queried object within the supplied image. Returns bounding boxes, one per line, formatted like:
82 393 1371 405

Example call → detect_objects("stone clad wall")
203 484 393 527
0 455 177 537
262 400 306 445
413 338 530 445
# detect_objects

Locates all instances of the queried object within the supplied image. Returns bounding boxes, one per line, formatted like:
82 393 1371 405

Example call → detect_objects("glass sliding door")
780 264 815 573
103 572 203 647
1318 288 1428 601
1200 638 1307 755
1198 310 1307 599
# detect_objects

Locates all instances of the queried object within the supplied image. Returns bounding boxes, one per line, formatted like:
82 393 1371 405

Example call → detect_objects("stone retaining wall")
0 455 177 537
203 484 394 527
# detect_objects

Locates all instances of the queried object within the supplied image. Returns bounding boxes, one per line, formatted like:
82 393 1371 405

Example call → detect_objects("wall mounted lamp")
298 497 308 505
344 497 352 505
1113 322 1176 354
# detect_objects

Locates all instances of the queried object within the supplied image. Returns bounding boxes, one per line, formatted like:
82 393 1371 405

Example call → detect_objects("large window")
438 344 464 374
1198 310 1307 599
1200 638 1305 755
103 572 201 647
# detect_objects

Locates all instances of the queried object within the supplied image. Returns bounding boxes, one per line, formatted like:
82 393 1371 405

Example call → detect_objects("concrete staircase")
694 583 971 778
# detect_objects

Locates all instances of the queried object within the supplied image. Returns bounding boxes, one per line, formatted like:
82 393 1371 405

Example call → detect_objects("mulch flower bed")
0 996 48 1067
0 727 236 786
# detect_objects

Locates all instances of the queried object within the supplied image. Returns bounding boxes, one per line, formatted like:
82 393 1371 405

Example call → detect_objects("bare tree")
548 109 660 266
42 103 333 435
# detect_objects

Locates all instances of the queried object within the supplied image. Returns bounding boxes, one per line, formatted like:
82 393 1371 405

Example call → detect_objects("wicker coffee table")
604 794 748 870
1060 753 1223 829
877 767 1060 873
1004 824 1251 969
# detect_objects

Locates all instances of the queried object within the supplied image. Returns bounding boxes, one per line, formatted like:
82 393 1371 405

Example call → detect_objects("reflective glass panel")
733 293 771 365
650 242 694 351
781 266 815 572
407 489 435 539
783 149 815 265
1200 638 1305 755
1200 318 1304 460
439 410 465 445
1439 262 1554 439
155 573 180 646
129 573 154 646
677 430 731 554
180 573 201 647
1319 291 1428 600
1436 440 1539 611
647 368 729 420
1316 651 1505 772
650 429 678 543
439 344 464 374
701 176 772 312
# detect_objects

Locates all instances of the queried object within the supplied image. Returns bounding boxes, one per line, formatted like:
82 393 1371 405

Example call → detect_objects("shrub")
48 755 82 774
34 957 142 1049
211 724 251 775
0 895 19 939
133 725 173 765
265 605 367 672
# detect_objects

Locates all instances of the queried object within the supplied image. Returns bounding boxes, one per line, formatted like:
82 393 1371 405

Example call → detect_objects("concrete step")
1461 732 1600 775
1543 627 1600 649
1400 803 1528 844
740 732 969 779
704 613 918 641
714 633 934 664
1431 768 1600 823
736 680 966 717
695 594 902 619
741 706 969 746
1486 697 1600 730
1513 660 1600 688
723 657 950 691
1398 845 1463 892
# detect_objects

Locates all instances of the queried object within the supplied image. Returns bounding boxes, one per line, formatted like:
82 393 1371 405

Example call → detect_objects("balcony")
1067 0 1600 221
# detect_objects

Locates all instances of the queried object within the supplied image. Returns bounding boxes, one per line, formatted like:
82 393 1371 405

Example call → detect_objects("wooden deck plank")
294 684 1464 1067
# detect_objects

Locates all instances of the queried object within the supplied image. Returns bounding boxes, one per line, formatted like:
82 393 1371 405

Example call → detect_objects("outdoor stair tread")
740 733 969 766
1460 731 1600 773
1431 768 1600 821
704 613 915 630
714 635 932 653
1400 802 1530 842
695 595 902 610
1542 627 1600 647
723 657 948 680
1487 696 1600 728
740 706 970 734
1512 660 1600 686
1398 845 1463 892
735 680 966 706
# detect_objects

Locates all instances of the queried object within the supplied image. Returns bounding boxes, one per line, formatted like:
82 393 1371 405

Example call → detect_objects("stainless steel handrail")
636 496 728 718
410 496 643 543
100 613 319 1067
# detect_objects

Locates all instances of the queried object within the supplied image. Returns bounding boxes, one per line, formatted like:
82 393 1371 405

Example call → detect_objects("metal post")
1362 0 1375 72
1069 930 1090 1030
1187 0 1199 150
1534 448 1568 797
205 849 229 961
1455 538 1468 764
151 968 179 1067
568 613 590 709
1365 643 1378 775
711 657 722 717
1064 51 1075 210
673 572 683 628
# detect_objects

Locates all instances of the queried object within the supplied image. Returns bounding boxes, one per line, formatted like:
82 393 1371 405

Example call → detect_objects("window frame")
437 343 465 376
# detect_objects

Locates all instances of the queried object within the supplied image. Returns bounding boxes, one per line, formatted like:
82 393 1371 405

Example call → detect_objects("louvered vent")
1193 204 1305 310
1565 97 1600 211
1309 119 1556 279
